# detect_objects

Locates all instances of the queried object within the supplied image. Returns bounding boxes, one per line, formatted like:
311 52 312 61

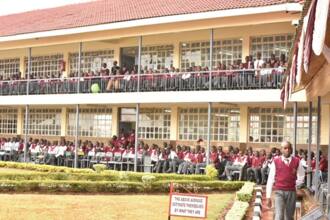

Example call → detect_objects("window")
69 50 114 76
138 108 171 140
0 109 17 134
180 39 242 70
141 45 173 71
0 58 20 80
249 107 317 144
178 108 240 141
23 109 61 136
250 34 293 61
67 108 112 137
25 54 63 79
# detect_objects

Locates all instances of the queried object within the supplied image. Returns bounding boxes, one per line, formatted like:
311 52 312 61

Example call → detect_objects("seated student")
150 144 159 171
166 145 179 173
46 141 58 165
155 147 169 173
191 145 204 174
195 146 216 174
217 146 227 175
261 152 273 185
247 151 264 184
177 146 192 174
224 149 247 181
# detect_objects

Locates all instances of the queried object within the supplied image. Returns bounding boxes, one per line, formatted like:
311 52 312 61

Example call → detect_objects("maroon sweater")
274 157 300 191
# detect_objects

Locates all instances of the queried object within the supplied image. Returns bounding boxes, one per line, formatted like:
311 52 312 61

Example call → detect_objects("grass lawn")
0 193 233 220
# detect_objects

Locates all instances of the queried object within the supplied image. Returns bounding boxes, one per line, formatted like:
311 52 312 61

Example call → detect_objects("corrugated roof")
0 0 302 37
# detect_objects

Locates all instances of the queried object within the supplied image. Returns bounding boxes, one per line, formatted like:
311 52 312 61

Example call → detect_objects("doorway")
120 47 138 70
119 108 136 134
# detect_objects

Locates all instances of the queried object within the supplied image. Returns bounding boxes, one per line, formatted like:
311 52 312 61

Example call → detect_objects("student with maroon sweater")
266 141 305 220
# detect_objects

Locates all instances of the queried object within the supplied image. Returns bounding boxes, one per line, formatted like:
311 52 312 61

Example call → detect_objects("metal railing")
0 68 285 96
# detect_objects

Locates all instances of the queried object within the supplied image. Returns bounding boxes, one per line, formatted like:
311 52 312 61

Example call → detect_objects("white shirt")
266 155 305 198
169 150 178 160
254 59 264 69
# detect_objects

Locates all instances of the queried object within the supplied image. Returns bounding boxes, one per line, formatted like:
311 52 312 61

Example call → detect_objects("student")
266 141 305 220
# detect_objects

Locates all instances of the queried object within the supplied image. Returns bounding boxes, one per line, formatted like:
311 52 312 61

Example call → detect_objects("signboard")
169 193 208 218
301 207 325 220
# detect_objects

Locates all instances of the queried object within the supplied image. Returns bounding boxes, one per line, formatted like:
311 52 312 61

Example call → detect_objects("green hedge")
224 201 249 220
0 161 93 174
0 180 144 193
0 170 213 182
150 180 244 193
224 182 255 219
0 180 244 193
236 182 255 202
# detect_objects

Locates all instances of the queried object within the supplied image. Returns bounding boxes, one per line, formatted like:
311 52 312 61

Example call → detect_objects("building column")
113 46 120 66
239 105 249 143
60 107 67 137
321 104 330 145
112 106 119 137
173 41 180 70
17 107 23 135
19 56 25 78
170 106 178 141
242 34 250 59
62 52 69 77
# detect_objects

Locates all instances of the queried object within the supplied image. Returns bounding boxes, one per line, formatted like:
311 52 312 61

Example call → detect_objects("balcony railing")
0 68 285 96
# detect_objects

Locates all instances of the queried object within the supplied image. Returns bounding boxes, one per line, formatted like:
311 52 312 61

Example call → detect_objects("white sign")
169 193 208 218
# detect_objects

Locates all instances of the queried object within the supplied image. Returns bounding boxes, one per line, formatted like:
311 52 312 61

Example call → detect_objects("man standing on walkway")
266 141 305 220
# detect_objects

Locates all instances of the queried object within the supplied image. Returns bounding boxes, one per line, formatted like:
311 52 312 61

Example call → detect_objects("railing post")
134 103 140 172
23 47 31 163
209 29 213 91
315 96 321 199
77 42 82 93
74 104 79 169
137 36 142 92
293 102 298 156
74 42 82 169
206 102 211 165
307 101 312 189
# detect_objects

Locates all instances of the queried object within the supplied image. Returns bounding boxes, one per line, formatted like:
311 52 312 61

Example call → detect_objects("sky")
0 0 93 16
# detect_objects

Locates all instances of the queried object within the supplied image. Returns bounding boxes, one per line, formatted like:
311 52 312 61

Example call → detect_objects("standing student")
266 141 305 220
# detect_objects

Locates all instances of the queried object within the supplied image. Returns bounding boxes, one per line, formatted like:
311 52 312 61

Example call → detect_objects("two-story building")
0 0 326 152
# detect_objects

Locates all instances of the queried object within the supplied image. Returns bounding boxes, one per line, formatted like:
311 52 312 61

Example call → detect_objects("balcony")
0 68 284 96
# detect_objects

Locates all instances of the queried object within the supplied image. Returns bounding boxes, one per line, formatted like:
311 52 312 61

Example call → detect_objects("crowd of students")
0 132 327 185
0 52 287 95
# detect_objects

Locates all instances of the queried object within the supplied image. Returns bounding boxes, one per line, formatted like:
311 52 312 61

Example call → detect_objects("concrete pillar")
170 106 178 141
113 46 120 66
17 107 23 135
242 35 250 60
19 56 25 78
239 105 249 143
62 52 69 77
321 104 330 145
60 107 67 136
112 106 119 137
173 41 180 70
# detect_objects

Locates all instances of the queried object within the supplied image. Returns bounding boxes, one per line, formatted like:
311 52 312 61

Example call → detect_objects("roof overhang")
0 3 302 43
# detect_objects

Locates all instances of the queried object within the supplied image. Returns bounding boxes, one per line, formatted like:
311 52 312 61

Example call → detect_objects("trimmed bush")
0 180 144 193
205 164 218 180
0 161 93 174
225 201 249 220
150 180 244 193
0 180 244 193
236 182 255 202
93 164 107 173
